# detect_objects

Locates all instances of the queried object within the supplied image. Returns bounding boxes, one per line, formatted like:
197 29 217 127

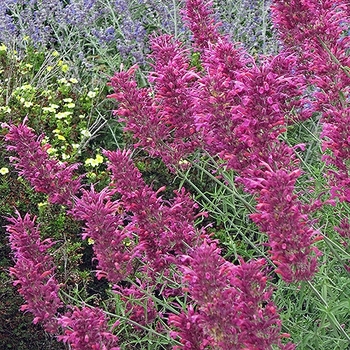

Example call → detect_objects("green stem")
190 159 256 212
319 231 350 273
318 37 350 79
306 280 350 342
173 0 178 39
59 289 182 345
176 167 272 264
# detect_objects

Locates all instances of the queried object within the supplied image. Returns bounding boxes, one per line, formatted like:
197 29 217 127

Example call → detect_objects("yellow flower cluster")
85 154 104 167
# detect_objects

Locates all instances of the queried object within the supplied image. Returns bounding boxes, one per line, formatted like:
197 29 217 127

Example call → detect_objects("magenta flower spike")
2 121 81 206
6 212 62 333
169 304 212 350
71 186 136 284
108 34 200 170
104 149 205 276
170 240 294 349
196 48 309 172
182 0 223 50
58 306 119 350
241 163 321 283
271 0 350 204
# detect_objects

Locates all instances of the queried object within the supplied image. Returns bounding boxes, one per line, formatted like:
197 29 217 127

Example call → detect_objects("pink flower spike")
182 0 224 50
3 121 82 206
173 240 291 349
58 306 119 350
71 186 135 284
6 212 62 333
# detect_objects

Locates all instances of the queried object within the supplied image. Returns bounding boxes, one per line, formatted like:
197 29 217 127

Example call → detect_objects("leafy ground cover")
0 0 350 349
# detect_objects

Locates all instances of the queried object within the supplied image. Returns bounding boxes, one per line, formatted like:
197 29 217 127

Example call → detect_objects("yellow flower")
55 111 72 119
47 147 57 155
0 43 7 52
95 154 104 164
86 171 97 179
123 239 132 247
41 136 49 143
58 78 67 84
178 159 189 165
85 153 104 167
85 158 99 167
21 83 33 90
52 50 59 57
0 106 11 114
42 106 56 113
56 134 66 141
42 89 52 96
61 64 69 73
87 91 97 98
24 101 33 108
47 66 53 72
69 78 78 84
0 167 9 175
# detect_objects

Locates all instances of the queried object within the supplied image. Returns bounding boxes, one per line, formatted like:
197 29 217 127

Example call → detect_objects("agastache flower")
108 34 200 170
169 304 212 350
107 66 168 157
71 186 136 284
240 162 321 283
2 121 81 206
271 0 348 53
182 0 223 50
6 212 62 333
104 149 205 276
193 40 251 167
321 108 350 202
149 35 199 153
171 240 294 349
271 1 350 206
57 306 119 350
195 44 308 172
270 2 349 112
271 0 350 111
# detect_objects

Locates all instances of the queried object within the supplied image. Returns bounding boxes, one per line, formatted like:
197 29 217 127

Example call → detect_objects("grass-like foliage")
1 0 350 349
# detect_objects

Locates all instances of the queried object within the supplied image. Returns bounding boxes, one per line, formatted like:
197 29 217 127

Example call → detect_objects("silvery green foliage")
214 0 278 54
0 0 276 65
0 0 183 65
